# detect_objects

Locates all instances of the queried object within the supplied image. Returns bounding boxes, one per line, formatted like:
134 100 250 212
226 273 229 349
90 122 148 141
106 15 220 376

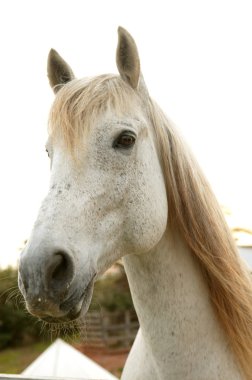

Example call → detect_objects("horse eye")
113 131 136 149
45 149 50 158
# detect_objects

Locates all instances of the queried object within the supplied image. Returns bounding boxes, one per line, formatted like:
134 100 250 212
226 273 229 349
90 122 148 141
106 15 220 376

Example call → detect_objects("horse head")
18 27 168 323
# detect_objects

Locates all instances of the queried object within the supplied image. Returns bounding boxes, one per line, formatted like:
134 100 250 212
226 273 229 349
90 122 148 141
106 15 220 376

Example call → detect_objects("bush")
0 267 41 349
91 268 135 312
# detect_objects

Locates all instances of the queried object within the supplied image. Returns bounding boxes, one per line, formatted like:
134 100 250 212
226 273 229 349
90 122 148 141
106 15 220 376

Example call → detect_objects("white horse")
18 27 252 379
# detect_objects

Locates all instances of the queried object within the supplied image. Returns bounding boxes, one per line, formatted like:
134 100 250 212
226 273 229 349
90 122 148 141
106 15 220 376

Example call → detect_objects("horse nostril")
47 250 74 289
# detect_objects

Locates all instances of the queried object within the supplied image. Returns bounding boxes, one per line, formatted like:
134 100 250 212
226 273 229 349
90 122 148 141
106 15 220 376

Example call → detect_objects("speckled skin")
18 27 243 379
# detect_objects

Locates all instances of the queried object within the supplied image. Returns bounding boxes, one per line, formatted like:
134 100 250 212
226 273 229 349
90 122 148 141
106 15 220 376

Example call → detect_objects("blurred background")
0 0 251 377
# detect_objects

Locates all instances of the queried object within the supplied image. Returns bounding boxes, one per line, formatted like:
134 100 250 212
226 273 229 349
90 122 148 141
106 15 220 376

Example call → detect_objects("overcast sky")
0 0 251 267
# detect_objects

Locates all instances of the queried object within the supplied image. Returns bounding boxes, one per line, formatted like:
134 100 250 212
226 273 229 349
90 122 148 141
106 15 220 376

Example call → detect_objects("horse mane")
48 74 138 152
48 75 252 378
148 99 252 378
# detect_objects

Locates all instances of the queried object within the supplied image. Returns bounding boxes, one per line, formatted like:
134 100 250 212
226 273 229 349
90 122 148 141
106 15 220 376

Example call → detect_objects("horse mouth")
40 278 95 324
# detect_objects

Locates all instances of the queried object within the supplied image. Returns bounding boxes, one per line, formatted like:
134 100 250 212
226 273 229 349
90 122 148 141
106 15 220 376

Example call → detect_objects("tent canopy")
21 339 118 380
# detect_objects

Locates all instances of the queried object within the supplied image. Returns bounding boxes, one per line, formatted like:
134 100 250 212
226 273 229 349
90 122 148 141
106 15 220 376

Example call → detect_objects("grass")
0 341 50 374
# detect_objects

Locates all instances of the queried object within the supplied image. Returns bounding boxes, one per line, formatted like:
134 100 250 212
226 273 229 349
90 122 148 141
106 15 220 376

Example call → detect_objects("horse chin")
41 278 95 325
41 308 81 324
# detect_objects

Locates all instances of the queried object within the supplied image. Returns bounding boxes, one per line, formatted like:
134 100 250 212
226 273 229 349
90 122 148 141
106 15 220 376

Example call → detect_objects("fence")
84 310 139 349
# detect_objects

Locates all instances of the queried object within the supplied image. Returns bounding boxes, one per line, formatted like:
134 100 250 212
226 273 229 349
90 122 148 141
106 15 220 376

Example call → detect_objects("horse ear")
47 49 75 93
116 27 140 89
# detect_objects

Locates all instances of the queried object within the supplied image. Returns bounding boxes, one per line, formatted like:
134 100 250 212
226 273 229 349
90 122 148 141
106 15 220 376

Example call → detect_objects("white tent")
21 339 118 380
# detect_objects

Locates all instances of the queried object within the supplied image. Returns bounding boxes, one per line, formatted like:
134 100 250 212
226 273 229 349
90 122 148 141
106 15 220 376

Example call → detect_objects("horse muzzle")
18 243 95 323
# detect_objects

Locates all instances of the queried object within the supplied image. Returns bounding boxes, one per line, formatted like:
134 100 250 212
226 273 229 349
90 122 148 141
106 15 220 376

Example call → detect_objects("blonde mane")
148 100 252 378
48 74 140 152
49 75 252 378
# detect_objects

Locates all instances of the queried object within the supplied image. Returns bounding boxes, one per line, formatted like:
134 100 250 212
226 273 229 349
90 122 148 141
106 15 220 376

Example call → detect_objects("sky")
0 0 252 268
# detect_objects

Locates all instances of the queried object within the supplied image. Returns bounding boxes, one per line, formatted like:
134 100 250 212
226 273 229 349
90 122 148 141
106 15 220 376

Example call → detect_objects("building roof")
21 339 118 380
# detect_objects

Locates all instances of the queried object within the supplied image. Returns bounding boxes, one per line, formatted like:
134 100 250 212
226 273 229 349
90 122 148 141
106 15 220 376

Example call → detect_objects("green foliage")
91 265 135 312
0 267 41 349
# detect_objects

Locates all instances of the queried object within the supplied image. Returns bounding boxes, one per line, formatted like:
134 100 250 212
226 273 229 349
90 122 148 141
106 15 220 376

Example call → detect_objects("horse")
18 27 252 379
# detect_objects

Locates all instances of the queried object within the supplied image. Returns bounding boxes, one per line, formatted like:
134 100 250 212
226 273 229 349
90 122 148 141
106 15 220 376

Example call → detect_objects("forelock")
48 74 140 153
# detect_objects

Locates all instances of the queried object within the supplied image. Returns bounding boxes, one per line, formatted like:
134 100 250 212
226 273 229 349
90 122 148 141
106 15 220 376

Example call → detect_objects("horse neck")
123 230 241 378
